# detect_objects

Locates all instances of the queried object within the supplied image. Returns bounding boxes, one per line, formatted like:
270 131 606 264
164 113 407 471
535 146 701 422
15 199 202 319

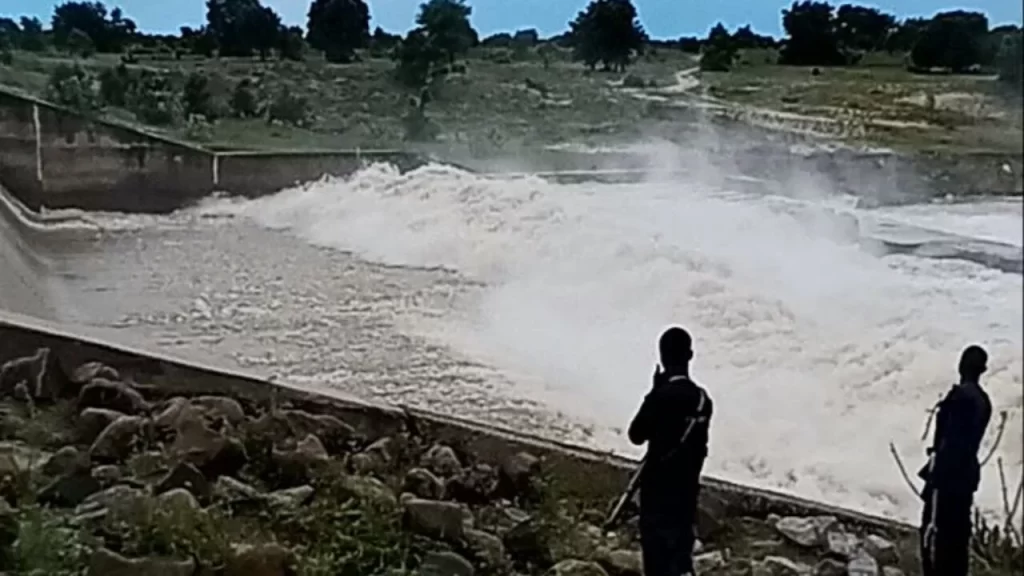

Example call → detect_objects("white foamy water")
874 199 1023 247
201 163 1023 524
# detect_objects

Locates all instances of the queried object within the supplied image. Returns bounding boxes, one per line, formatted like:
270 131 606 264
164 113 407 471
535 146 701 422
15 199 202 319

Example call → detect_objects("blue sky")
6 0 1022 39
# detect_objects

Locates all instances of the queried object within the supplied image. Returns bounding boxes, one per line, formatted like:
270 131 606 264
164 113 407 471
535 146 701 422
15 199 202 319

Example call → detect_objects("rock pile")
0 349 923 575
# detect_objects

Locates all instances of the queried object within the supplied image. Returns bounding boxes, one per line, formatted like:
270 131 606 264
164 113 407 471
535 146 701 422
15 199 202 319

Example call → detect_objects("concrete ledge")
0 309 914 537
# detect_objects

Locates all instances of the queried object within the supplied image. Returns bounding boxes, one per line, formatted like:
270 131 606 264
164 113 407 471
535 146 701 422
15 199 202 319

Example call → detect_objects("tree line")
1 0 1020 92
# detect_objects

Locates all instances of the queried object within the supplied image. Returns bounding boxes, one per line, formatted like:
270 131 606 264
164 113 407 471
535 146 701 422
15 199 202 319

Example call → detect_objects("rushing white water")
199 162 1023 524
874 199 1024 248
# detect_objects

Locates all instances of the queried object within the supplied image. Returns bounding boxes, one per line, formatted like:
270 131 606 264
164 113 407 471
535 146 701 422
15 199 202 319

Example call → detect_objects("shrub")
267 87 311 127
98 64 138 107
44 63 99 112
230 79 260 118
700 44 737 72
183 72 219 120
66 28 94 58
129 73 183 126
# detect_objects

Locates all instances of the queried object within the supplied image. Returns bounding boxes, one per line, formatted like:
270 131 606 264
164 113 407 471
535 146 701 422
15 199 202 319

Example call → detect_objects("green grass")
1 45 1020 157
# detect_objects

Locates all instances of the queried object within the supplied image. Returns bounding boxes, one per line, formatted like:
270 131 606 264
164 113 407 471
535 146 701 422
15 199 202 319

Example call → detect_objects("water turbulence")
198 162 1022 523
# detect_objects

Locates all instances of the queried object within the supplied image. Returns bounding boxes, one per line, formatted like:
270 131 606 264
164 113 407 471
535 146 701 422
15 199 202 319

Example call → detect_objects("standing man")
628 327 713 576
918 345 993 576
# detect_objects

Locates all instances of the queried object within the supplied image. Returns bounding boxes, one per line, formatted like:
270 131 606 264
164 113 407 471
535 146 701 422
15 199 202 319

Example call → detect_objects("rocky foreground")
0 348 1018 576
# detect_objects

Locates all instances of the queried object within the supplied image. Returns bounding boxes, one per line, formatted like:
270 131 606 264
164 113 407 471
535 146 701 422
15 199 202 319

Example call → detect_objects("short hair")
659 326 693 365
958 345 988 378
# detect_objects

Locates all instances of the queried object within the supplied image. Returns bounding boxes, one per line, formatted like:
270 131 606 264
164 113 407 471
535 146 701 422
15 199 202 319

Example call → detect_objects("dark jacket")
919 381 992 493
628 370 713 510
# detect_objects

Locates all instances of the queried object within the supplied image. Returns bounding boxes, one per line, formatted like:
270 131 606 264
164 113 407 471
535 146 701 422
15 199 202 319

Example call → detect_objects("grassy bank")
2 46 1021 159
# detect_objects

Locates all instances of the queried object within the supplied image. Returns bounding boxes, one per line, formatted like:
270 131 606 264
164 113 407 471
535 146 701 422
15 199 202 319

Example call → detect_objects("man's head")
958 345 988 381
659 326 693 369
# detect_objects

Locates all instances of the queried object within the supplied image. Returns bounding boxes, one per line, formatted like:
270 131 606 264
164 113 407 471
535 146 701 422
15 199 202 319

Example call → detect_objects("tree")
884 18 927 54
19 17 47 51
569 0 647 72
731 25 776 49
779 1 846 66
52 2 117 52
371 26 401 53
278 25 305 61
206 0 261 57
107 7 137 51
910 11 989 72
834 4 896 52
393 28 442 88
416 0 477 65
701 23 738 71
995 29 1022 90
677 36 702 54
306 0 371 63
240 5 281 60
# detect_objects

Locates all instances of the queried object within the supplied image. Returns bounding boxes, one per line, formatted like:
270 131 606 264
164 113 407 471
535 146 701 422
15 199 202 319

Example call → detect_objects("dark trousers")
920 485 973 576
639 488 699 576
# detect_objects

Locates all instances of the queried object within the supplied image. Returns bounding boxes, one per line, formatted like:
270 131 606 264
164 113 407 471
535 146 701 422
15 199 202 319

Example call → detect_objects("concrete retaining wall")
0 309 914 538
0 90 420 213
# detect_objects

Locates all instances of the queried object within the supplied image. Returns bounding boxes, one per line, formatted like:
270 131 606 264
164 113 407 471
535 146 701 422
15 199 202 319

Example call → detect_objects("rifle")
604 384 707 529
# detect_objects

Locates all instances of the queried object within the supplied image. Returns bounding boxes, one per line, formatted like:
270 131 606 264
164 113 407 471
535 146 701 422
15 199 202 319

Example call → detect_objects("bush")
44 63 99 112
184 114 214 142
267 87 311 127
183 72 220 120
66 28 94 58
98 64 138 107
700 44 737 72
129 73 183 126
230 79 260 118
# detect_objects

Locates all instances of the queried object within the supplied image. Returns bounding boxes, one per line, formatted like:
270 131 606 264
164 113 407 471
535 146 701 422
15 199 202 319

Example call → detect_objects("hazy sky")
7 0 1023 39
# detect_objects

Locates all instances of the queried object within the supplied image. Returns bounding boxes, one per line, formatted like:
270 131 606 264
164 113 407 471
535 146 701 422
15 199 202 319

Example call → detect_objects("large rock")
504 517 553 568
155 462 211 500
38 469 102 507
499 451 540 497
153 397 193 430
403 498 466 542
70 362 120 386
337 475 397 507
76 484 148 519
826 530 862 559
695 551 727 572
422 444 462 478
267 485 315 509
421 551 475 576
863 535 899 565
775 515 839 548
446 464 499 505
600 549 642 576
169 412 248 479
91 464 123 487
77 408 126 444
89 547 196 576
846 552 879 576
90 416 146 462
225 542 296 576
404 467 445 500
271 434 329 486
254 410 354 453
191 396 247 426
762 556 814 576
465 528 508 569
78 379 149 415
41 446 88 477
546 560 609 576
815 559 847 576
156 488 201 513
214 476 265 503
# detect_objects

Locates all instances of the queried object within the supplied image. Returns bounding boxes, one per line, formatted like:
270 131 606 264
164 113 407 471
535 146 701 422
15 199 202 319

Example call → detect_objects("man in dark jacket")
918 345 993 576
628 327 713 576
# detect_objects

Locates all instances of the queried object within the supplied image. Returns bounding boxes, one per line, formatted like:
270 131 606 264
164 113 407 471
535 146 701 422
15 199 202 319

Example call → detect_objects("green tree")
834 4 896 52
731 25 776 49
370 26 402 55
206 0 261 57
701 23 738 71
568 0 647 72
415 0 477 65
306 0 371 63
67 27 95 57
393 28 442 88
779 1 846 66
884 18 927 54
910 11 989 72
240 5 281 61
19 17 47 51
45 63 100 111
995 29 1022 90
278 25 305 61
183 72 217 119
